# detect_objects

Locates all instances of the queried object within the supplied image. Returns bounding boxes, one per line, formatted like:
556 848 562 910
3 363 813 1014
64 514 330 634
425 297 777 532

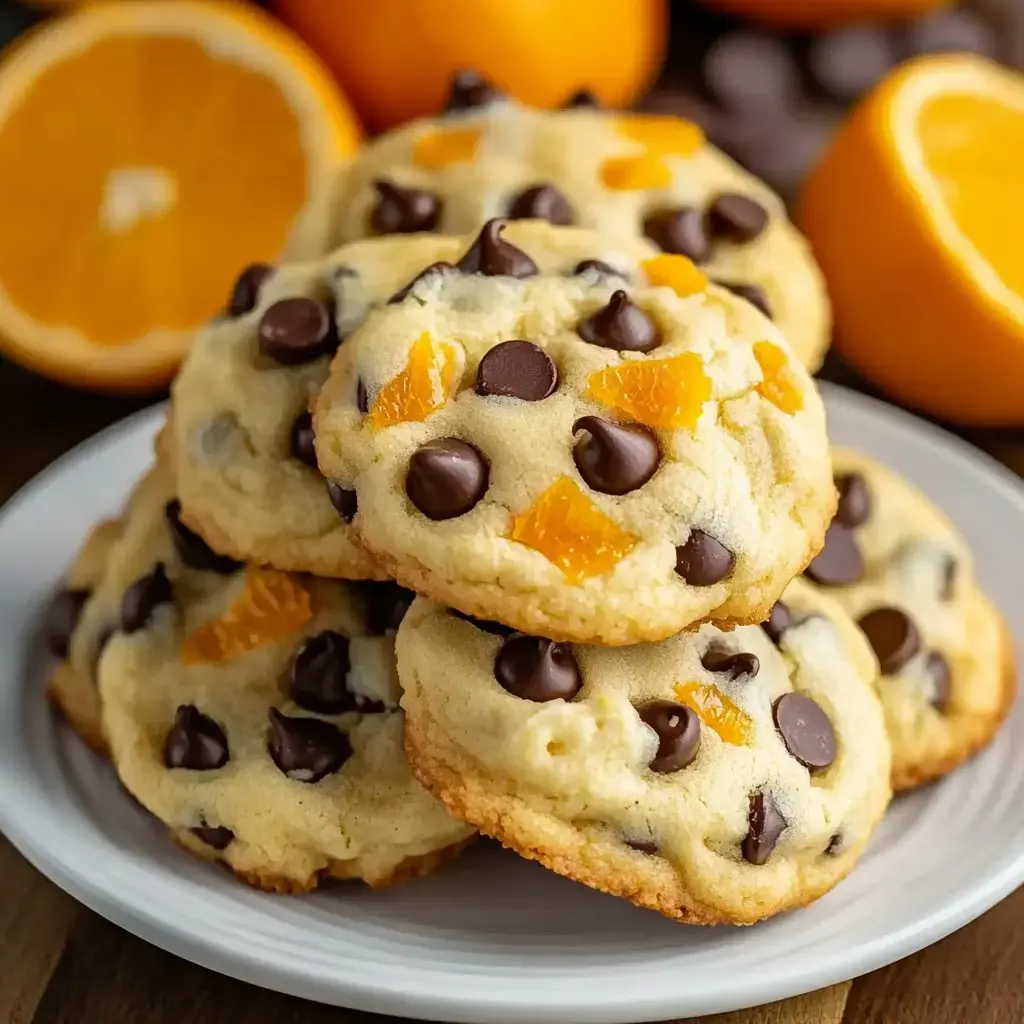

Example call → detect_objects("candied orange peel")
754 341 803 415
642 254 709 297
412 127 481 168
369 332 459 430
586 352 711 429
675 682 753 745
508 476 637 583
616 115 705 156
599 153 672 191
182 569 312 664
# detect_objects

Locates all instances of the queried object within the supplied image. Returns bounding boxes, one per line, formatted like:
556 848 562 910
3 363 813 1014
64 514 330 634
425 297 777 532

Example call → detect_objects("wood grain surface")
0 353 1022 1023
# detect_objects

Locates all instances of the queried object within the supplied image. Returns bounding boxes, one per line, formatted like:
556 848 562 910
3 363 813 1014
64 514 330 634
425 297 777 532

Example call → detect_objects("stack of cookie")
44 77 1013 924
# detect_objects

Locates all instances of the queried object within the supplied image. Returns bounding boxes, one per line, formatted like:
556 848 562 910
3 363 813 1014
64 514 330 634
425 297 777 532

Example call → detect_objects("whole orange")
698 0 951 30
272 0 668 132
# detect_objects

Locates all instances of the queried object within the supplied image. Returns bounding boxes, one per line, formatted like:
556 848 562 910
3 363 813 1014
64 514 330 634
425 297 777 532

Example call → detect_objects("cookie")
313 219 834 645
287 77 830 371
172 229 653 578
804 450 1015 791
397 579 891 925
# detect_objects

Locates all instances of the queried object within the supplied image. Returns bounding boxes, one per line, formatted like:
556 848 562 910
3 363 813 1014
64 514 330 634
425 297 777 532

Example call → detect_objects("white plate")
0 385 1022 1024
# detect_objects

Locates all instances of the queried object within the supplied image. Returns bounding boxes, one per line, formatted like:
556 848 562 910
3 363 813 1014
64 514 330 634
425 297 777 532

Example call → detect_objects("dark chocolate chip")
506 184 574 226
475 340 558 401
257 297 335 366
326 481 358 523
835 472 871 528
443 69 503 113
701 646 759 680
572 416 660 495
456 219 538 278
675 530 735 586
857 606 921 675
742 790 786 865
714 278 773 319
406 438 489 520
637 699 701 773
45 586 90 659
370 179 441 235
165 500 241 574
227 263 272 317
625 838 659 853
290 411 318 468
762 600 795 645
572 259 626 279
288 630 355 714
564 88 602 109
121 563 173 633
361 581 415 635
643 207 712 263
804 522 863 586
191 824 234 850
355 378 369 413
773 692 837 770
164 705 229 770
494 635 582 702
577 290 661 352
449 608 516 637
925 650 952 711
267 708 352 783
709 194 770 243
387 261 455 305
825 832 843 856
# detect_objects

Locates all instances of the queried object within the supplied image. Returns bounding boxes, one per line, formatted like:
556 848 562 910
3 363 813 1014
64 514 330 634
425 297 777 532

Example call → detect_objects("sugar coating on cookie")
287 85 829 371
314 220 834 645
804 450 1014 791
397 581 890 925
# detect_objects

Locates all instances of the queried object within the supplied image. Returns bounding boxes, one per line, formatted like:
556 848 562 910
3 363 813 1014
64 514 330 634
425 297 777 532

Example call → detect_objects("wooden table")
1 355 1022 1024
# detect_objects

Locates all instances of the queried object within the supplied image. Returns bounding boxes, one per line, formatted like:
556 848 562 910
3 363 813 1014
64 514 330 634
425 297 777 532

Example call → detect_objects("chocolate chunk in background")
703 32 800 113
326 481 358 523
506 184 575 225
637 699 701 773
257 297 335 366
476 340 559 401
708 193 769 243
701 646 759 680
190 824 234 850
494 634 582 702
834 472 871 528
369 179 441 235
577 290 661 353
164 705 229 771
289 411 318 468
743 790 787 865
804 522 863 586
288 630 355 714
643 207 712 263
456 219 538 278
267 708 352 783
361 580 416 635
857 606 921 675
809 24 899 101
165 500 241 575
406 438 489 520
227 263 272 317
564 88 602 109
675 529 735 586
572 416 661 495
443 68 503 113
121 562 173 633
773 692 837 770
714 278 773 319
45 586 90 659
762 600 795 645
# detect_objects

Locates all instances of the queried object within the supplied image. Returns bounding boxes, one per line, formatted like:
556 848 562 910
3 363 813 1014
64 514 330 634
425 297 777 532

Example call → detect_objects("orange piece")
0 1 360 393
617 115 704 156
754 342 803 415
369 333 459 430
698 0 949 30
600 154 672 191
273 0 667 132
412 127 482 169
586 353 711 429
800 56 1024 426
182 569 312 665
509 476 637 583
642 255 709 297
675 682 753 745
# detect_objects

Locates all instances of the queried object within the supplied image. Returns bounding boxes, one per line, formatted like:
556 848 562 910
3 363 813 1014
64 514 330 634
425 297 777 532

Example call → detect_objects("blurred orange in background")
699 0 952 30
272 0 668 132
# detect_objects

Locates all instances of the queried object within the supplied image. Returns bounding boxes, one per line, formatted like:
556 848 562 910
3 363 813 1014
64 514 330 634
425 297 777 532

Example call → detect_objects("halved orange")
800 56 1024 426
0 1 361 391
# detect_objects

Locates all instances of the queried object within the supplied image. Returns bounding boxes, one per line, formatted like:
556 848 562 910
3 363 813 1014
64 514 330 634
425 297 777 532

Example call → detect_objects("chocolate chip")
941 557 958 601
475 340 558 401
762 601 795 645
257 297 335 366
804 523 863 586
361 581 415 635
449 609 516 636
625 838 659 853
227 263 272 317
835 472 871 528
701 646 759 679
355 378 369 413
825 832 843 856
443 69 502 113
165 501 241 574
494 635 582 702
564 88 601 109
572 416 660 495
773 692 837 770
121 563 173 633
45 587 90 658
370 179 441 235
506 184 574 226
572 259 626 279
637 699 701 773
714 278 772 319
290 411 318 468
925 650 952 711
406 438 488 520
857 607 921 675
675 530 735 586
191 824 234 850
742 791 786 865
288 631 355 714
326 481 357 522
267 708 352 783
577 290 660 353
387 261 455 305
709 194 769 243
643 207 712 263
164 705 229 770
456 219 538 278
